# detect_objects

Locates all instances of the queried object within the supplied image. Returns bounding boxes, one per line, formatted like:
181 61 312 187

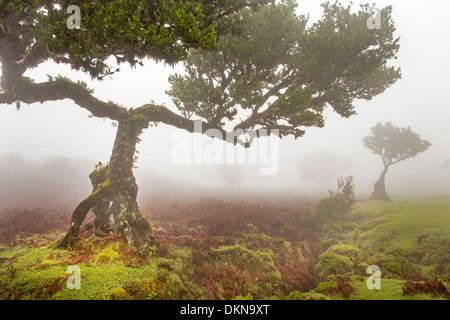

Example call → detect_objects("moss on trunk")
57 116 158 257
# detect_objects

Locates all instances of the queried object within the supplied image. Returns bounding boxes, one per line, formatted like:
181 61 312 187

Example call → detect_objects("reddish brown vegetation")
145 198 322 298
146 198 319 249
0 198 322 299
0 206 74 245
335 275 355 299
403 275 450 298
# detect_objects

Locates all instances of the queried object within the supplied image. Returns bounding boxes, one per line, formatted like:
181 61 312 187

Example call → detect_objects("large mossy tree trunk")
369 167 391 202
57 116 158 257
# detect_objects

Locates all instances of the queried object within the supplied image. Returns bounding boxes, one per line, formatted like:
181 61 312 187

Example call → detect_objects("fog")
1 0 450 207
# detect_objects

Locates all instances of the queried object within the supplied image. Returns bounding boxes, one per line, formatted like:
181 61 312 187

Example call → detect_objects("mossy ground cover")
0 197 448 300
312 197 449 300
351 198 450 281
353 199 450 254
0 199 319 300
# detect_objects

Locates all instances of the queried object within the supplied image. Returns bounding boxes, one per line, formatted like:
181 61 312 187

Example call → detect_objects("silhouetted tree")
440 159 450 174
215 165 243 189
297 152 353 189
363 122 431 201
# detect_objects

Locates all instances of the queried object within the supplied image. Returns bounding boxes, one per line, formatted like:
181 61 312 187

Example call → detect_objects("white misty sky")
0 0 449 197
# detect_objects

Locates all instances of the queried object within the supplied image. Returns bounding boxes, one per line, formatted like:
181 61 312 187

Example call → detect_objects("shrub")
315 252 352 278
287 290 304 300
313 275 355 299
327 243 366 261
109 287 129 300
287 291 328 300
402 276 449 298
383 256 417 279
303 293 329 300
314 279 336 294
207 244 282 299
367 253 391 267
412 231 450 280
209 244 281 284
313 176 356 230
369 252 417 279
334 274 355 299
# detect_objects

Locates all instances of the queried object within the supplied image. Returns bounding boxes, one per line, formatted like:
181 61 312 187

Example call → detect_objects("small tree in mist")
313 176 356 230
215 165 243 189
363 122 431 201
440 159 450 174
297 152 353 189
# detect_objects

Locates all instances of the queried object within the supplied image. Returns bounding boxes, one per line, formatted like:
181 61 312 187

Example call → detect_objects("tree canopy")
364 122 431 169
0 0 269 120
167 1 401 140
1 1 401 141
0 0 268 78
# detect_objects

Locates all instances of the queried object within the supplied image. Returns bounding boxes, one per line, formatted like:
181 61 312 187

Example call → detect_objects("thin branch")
19 43 49 69
233 76 293 131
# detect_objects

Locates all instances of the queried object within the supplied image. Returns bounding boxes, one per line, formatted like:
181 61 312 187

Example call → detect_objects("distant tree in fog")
297 152 353 188
0 154 93 206
363 122 431 201
215 165 243 189
440 159 450 174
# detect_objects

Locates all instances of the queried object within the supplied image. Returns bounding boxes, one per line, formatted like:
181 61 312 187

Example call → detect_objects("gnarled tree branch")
0 78 128 121
134 104 250 147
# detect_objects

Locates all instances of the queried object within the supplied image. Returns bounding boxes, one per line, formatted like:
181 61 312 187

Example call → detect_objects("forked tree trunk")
369 167 391 201
57 117 158 257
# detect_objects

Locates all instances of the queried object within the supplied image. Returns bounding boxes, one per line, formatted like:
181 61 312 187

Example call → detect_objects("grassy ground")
353 198 450 254
313 197 450 300
350 278 447 300
0 197 448 300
